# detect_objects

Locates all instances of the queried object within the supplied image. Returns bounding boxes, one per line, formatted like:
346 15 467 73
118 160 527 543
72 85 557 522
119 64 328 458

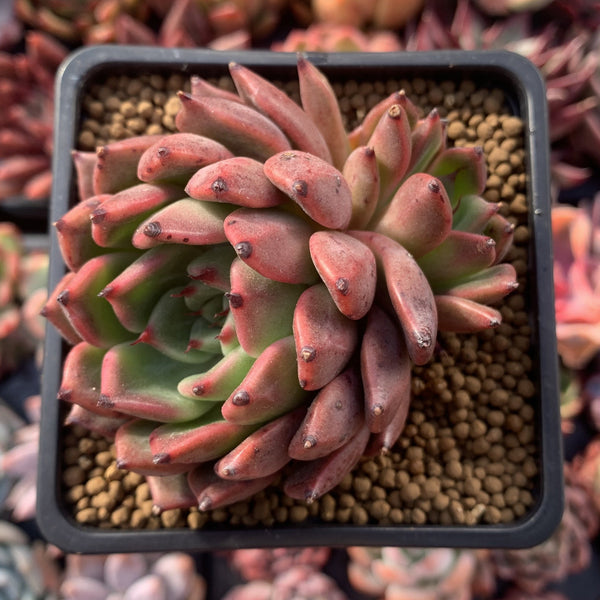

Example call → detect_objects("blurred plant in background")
0 32 66 203
552 194 600 371
0 394 41 523
346 546 495 599
0 223 48 375
0 519 60 599
59 552 206 599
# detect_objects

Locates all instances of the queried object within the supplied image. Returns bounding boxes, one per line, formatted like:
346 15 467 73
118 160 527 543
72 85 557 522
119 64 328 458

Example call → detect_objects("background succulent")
227 546 331 581
346 546 493 599
488 464 599 596
0 31 66 202
0 519 60 599
0 394 41 522
271 23 402 52
222 564 348 600
0 222 48 376
59 552 206 600
44 57 519 516
552 192 600 370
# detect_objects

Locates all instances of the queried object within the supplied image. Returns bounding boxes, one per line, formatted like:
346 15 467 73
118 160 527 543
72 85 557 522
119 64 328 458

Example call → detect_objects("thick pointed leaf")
417 230 497 291
484 213 515 264
348 90 419 148
42 272 84 345
293 283 358 390
146 473 197 512
55 252 139 347
360 305 411 434
264 151 352 230
407 108 445 175
99 343 216 423
230 61 332 163
439 263 519 303
65 404 129 440
93 135 164 195
57 342 118 417
137 132 233 183
216 406 305 480
452 194 500 233
309 230 376 320
189 463 278 511
366 103 412 202
343 145 380 229
297 56 350 170
222 335 308 425
227 257 305 357
133 286 221 364
350 230 437 366
99 244 201 333
175 92 291 161
178 345 255 401
185 157 284 208
288 368 363 460
132 198 231 249
429 146 488 203
187 243 237 292
54 194 109 271
114 419 193 475
435 295 503 333
91 183 183 248
224 207 317 284
373 173 452 258
149 405 258 465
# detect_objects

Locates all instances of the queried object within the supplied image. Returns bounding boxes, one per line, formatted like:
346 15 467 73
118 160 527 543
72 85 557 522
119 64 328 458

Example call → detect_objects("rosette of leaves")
45 57 517 513
346 546 495 600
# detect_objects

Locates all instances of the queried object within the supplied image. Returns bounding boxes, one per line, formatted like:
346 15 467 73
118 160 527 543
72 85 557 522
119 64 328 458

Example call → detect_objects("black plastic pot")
38 46 562 553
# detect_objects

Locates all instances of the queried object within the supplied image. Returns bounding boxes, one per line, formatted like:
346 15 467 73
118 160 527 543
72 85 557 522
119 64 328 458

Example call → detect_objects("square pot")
38 46 562 553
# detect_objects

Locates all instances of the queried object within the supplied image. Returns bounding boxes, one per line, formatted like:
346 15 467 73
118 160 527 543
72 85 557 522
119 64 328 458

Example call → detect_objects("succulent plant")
0 31 66 202
0 395 41 522
272 23 402 52
227 546 331 581
552 194 600 370
13 0 280 47
0 223 48 376
307 0 424 29
0 519 61 600
572 435 600 514
59 552 206 600
13 0 151 44
45 57 518 514
222 564 348 600
489 464 599 595
346 546 493 600
398 0 600 195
